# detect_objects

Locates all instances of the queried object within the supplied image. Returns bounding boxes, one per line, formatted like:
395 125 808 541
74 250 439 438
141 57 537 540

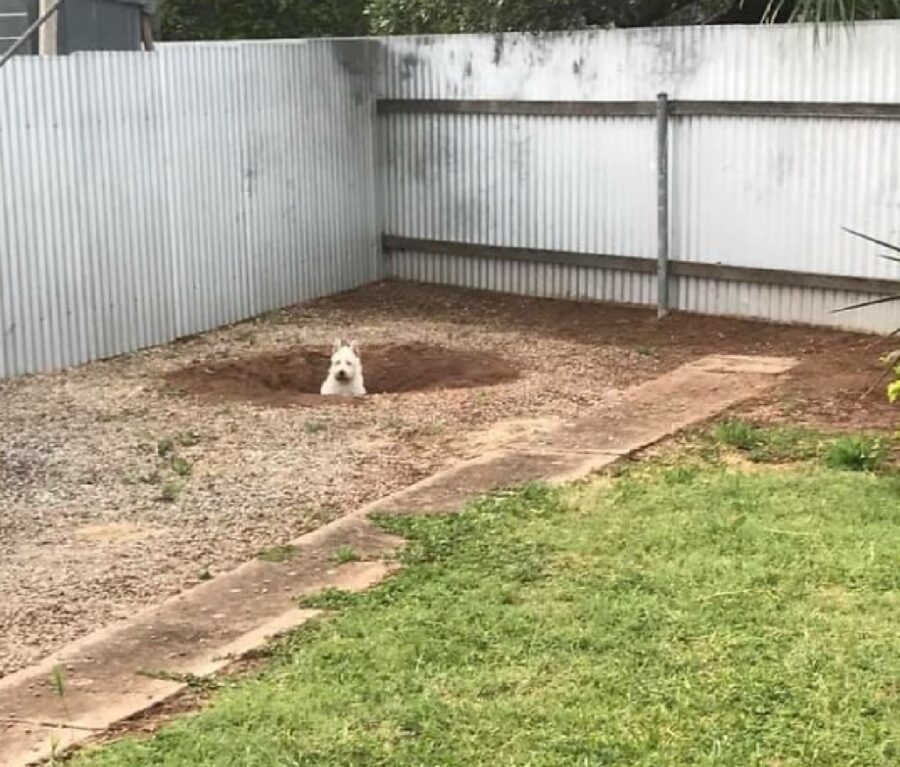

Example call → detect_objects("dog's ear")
332 338 344 354
349 340 360 355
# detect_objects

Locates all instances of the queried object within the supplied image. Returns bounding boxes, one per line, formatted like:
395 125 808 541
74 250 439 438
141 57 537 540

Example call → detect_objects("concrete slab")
689 354 796 375
531 356 796 455
0 354 795 766
376 450 618 515
0 723 88 767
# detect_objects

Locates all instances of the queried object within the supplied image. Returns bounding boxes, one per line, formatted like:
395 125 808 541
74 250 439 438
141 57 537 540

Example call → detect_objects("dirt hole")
163 343 520 407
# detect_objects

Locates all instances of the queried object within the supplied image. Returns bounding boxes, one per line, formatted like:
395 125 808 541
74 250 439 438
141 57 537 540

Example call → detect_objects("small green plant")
170 456 192 477
825 436 886 472
420 419 446 436
296 587 356 610
198 569 212 582
48 736 61 765
333 545 360 564
636 344 657 357
156 437 175 457
177 431 202 447
714 419 760 451
303 419 326 435
50 665 70 719
158 481 182 503
256 544 298 563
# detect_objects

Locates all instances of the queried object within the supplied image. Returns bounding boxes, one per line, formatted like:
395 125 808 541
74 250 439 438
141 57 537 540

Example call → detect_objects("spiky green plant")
833 227 900 404
764 0 900 23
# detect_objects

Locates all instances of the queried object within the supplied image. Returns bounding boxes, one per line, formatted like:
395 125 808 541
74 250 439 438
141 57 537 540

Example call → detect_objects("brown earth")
314 282 897 431
163 343 520 407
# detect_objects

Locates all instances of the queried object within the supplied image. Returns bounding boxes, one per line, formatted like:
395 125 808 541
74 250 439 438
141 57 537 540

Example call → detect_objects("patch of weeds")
664 465 700 484
137 669 220 693
333 545 360 564
256 544 297 563
160 385 186 397
303 419 326 435
825 436 886 472
711 419 822 463
473 391 490 406
156 438 175 458
417 419 446 437
197 569 212 582
713 419 760 451
259 309 287 325
748 426 823 463
158 481 182 503
296 587 357 610
383 416 407 431
635 344 657 357
170 456 192 477
176 432 202 447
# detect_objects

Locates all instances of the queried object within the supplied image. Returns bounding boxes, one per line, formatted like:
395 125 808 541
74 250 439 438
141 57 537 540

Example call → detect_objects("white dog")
320 339 366 397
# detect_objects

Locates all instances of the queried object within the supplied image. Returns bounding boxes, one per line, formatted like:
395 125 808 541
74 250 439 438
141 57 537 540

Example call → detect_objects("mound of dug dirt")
163 343 520 407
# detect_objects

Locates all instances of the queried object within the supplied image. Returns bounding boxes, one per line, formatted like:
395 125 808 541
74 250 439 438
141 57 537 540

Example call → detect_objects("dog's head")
328 339 361 383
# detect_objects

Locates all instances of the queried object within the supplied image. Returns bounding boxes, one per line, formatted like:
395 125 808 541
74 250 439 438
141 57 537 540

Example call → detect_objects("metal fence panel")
379 23 900 333
0 40 380 378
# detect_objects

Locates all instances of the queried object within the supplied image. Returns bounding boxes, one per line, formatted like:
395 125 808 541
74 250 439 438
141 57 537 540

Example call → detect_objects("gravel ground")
0 283 661 678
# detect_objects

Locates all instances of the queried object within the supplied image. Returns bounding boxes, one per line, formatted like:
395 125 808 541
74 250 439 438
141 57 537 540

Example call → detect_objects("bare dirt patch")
164 343 519 407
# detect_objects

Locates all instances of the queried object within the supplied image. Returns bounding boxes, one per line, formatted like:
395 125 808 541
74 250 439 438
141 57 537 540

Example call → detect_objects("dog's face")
328 340 361 383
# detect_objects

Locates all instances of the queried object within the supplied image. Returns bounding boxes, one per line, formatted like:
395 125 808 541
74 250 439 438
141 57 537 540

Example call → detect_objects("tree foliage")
363 0 730 34
159 0 366 41
158 0 900 40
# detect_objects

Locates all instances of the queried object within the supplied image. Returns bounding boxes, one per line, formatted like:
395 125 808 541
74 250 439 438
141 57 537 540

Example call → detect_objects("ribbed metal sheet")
0 40 380 379
380 23 900 333
390 250 656 305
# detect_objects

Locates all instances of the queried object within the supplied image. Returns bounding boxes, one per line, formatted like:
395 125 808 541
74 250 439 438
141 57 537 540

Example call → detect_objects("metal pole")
140 13 155 52
0 0 66 69
656 92 670 319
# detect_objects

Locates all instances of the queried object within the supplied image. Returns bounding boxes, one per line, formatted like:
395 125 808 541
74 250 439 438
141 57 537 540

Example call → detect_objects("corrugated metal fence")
0 39 380 378
3 25 900 380
379 23 900 333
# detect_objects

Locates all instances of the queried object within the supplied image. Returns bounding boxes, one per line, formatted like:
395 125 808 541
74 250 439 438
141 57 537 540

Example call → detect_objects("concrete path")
0 354 794 765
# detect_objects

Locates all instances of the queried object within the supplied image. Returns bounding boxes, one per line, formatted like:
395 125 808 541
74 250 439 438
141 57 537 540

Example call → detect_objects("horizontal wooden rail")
377 99 900 120
382 235 900 296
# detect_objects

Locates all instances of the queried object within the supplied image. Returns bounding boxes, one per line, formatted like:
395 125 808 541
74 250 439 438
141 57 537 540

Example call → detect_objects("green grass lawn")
73 430 900 767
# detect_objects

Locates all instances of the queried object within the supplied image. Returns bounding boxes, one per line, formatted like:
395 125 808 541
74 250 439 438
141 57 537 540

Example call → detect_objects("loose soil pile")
164 343 520 406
